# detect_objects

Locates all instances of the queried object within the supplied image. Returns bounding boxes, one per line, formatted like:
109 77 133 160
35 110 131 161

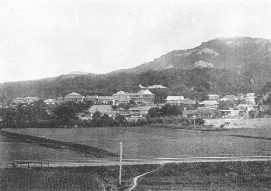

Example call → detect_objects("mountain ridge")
1 37 271 101
112 37 271 74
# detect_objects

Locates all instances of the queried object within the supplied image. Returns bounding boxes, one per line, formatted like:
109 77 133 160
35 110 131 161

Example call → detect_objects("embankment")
150 124 229 131
205 118 271 128
0 130 118 158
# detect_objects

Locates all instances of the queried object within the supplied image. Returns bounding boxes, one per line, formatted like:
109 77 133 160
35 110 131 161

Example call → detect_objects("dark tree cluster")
0 100 50 128
148 104 183 118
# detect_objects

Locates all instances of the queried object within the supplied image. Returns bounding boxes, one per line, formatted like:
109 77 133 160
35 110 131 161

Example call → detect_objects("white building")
245 93 256 104
207 94 219 100
199 100 219 109
165 96 196 106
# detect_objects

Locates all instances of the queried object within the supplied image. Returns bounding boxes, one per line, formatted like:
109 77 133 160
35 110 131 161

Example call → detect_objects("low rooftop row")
10 91 256 107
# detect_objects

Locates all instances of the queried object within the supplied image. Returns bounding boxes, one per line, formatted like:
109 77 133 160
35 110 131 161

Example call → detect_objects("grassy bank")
0 130 118 158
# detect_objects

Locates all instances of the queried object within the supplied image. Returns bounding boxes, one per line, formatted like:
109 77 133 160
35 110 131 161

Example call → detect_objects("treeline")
0 101 203 128
0 68 257 103
0 101 92 129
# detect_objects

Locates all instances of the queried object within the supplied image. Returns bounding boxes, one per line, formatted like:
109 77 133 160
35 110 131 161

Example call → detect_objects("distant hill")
1 37 271 102
115 37 271 72
114 37 271 88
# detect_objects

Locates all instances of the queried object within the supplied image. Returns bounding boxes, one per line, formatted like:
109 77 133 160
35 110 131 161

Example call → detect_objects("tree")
114 114 127 126
91 111 102 127
0 101 50 128
195 118 205 125
148 107 161 118
101 114 114 127
53 104 75 127
160 104 183 116
219 100 235 110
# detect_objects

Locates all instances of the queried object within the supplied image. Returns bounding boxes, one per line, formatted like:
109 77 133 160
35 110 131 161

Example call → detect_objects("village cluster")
6 83 258 122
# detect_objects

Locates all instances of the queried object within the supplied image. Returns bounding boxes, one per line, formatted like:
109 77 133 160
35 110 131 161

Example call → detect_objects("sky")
1 0 271 83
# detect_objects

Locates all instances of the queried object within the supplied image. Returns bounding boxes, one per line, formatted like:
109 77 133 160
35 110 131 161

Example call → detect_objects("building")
11 98 25 105
237 104 256 112
57 97 65 104
12 97 40 105
165 96 184 105
88 105 128 117
220 109 241 118
131 89 155 105
24 97 40 103
85 95 98 103
113 91 131 105
64 92 84 102
129 106 151 117
44 99 56 105
24 97 40 104
207 94 220 100
97 96 114 105
165 96 196 106
245 93 256 104
183 107 217 119
199 100 219 109
112 89 155 106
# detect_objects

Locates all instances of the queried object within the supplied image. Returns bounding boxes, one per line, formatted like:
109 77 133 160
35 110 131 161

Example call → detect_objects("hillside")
114 37 271 89
1 37 271 102
116 37 271 72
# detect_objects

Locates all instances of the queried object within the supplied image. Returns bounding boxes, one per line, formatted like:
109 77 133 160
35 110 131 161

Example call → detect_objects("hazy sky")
1 0 271 82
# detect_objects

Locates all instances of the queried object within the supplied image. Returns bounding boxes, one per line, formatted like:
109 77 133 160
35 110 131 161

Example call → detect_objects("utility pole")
192 115 196 155
119 142 123 185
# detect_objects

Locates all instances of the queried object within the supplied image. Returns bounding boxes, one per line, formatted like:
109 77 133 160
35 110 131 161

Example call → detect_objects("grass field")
1 162 271 191
0 168 102 191
136 161 271 191
0 164 159 191
4 125 271 159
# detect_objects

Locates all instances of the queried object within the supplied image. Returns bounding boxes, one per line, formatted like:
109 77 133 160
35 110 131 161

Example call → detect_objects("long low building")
129 106 152 117
88 105 129 117
64 92 84 102
165 96 196 106
113 89 155 106
183 107 217 119
12 97 40 105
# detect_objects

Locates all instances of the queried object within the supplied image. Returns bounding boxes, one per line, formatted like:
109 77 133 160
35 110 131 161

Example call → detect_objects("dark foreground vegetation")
0 164 159 191
1 161 271 191
138 161 271 191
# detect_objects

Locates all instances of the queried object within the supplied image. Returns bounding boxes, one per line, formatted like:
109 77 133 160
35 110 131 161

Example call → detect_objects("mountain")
1 37 271 102
116 37 271 72
114 37 271 87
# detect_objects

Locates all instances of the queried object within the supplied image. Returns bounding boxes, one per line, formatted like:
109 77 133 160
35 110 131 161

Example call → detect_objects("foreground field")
0 164 158 191
1 161 271 191
0 168 102 191
4 125 271 160
136 161 271 191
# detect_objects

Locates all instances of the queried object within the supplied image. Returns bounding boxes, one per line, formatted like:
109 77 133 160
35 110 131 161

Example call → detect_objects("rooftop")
165 96 184 101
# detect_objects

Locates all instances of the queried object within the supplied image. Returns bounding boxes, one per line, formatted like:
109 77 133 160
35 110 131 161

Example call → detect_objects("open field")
0 168 102 191
1 161 271 191
4 125 271 160
0 164 159 191
0 134 94 163
136 161 271 191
